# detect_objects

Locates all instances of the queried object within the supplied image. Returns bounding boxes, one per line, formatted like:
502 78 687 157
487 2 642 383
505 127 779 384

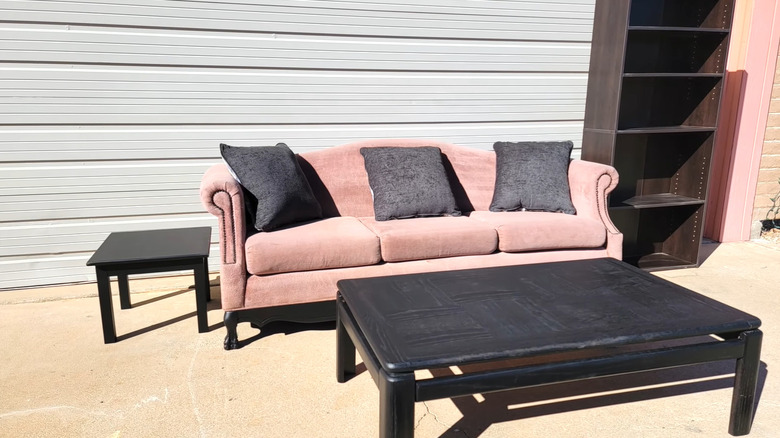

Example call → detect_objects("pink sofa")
200 139 622 349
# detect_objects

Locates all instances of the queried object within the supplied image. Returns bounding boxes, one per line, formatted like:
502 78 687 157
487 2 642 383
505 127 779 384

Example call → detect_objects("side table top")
337 258 761 372
87 227 212 266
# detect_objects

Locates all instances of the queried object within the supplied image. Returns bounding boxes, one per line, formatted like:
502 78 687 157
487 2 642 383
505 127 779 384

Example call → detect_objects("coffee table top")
337 258 761 373
87 227 211 266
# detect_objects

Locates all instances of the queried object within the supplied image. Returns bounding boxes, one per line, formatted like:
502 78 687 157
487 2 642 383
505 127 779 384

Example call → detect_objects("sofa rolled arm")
200 164 248 310
568 159 623 260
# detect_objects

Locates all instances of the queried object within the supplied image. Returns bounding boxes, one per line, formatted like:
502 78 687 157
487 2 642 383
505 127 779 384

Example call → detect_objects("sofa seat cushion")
245 217 381 275
359 216 497 262
469 211 606 252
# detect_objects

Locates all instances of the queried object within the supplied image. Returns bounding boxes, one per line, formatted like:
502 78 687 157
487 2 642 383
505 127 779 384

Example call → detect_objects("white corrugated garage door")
0 0 596 289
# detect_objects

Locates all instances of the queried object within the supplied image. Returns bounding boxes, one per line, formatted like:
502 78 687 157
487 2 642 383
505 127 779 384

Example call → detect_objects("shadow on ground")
431 360 768 438
237 320 337 349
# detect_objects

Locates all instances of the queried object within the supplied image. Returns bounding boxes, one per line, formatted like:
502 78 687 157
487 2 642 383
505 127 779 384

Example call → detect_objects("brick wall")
751 43 780 234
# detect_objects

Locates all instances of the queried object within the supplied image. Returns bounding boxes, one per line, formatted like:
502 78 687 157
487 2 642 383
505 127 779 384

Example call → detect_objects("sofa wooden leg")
224 311 239 350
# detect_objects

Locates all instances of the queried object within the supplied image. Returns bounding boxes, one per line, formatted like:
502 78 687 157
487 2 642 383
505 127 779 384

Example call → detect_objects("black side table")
86 227 212 343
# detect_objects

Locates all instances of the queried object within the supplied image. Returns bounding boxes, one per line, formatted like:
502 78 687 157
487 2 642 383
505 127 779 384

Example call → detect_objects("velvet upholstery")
243 250 611 309
245 217 380 275
200 139 622 321
469 211 606 252
297 139 496 217
567 159 623 260
359 216 497 262
200 164 247 310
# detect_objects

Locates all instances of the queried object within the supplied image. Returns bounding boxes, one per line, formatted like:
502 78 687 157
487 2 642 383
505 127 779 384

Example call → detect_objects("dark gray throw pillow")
360 147 461 221
489 141 576 214
220 143 322 231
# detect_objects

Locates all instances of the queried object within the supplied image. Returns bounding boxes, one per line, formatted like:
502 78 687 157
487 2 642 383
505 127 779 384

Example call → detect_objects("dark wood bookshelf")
627 26 729 33
617 126 717 134
626 253 697 271
628 0 732 28
625 30 729 73
582 0 734 269
623 73 723 78
612 194 707 210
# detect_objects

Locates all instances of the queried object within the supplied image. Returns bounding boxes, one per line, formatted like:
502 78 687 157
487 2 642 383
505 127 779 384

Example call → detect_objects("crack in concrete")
415 402 452 431
134 388 169 409
2 388 172 424
414 408 427 429
425 402 448 428
187 338 207 438
0 405 124 420
415 402 474 437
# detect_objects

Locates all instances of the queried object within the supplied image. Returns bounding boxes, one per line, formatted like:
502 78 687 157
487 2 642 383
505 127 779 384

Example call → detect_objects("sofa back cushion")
221 142 322 231
360 146 461 220
298 139 496 218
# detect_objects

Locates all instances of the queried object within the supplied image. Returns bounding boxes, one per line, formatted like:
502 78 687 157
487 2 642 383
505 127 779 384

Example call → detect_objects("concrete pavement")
1 241 779 437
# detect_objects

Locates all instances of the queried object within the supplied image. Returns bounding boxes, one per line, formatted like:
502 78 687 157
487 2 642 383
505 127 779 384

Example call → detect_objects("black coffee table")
336 258 762 437
87 227 212 343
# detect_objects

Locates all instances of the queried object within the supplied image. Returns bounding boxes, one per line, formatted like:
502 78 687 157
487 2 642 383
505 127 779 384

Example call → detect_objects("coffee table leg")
193 258 210 333
336 302 356 383
729 329 763 436
95 268 117 344
118 273 131 310
379 370 415 438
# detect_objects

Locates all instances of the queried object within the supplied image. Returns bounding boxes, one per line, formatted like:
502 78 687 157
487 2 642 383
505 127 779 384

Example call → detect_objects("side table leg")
729 329 763 436
193 258 210 333
379 370 415 438
96 268 117 344
118 273 131 309
336 302 356 383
